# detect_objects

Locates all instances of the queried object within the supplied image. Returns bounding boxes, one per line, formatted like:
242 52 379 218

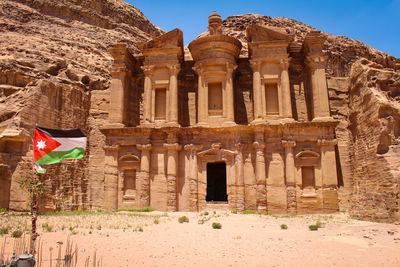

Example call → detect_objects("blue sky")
126 0 400 58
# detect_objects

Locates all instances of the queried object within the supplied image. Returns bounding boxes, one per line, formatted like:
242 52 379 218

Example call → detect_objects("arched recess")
118 153 140 209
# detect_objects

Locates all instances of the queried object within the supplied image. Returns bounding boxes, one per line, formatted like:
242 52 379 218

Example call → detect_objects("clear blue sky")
126 0 400 58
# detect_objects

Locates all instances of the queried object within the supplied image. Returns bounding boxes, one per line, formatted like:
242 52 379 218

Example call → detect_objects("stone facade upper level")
108 11 333 128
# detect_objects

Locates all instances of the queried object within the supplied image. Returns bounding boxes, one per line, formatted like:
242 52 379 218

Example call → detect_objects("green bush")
204 211 209 216
231 210 237 214
309 225 319 231
280 224 288 230
117 206 155 212
154 219 159 224
178 216 189 223
212 222 222 229
12 230 23 238
0 226 10 235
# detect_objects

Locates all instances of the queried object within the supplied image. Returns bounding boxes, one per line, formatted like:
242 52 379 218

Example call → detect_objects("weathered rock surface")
0 0 162 211
0 1 399 221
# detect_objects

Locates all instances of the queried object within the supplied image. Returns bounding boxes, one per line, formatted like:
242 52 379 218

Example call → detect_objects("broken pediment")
197 143 236 158
295 148 320 160
246 24 293 43
137 28 183 51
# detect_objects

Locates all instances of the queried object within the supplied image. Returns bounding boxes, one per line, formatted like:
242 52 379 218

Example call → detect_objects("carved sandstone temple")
101 12 339 213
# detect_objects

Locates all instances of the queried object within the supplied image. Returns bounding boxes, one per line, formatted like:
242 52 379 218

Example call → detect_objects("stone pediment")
295 148 320 160
246 24 292 43
197 143 236 158
138 28 183 51
118 153 140 163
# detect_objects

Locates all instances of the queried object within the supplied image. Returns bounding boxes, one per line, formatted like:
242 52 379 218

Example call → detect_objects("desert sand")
1 210 400 266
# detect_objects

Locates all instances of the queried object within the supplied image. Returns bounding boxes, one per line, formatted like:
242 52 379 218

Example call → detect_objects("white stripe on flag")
53 137 87 152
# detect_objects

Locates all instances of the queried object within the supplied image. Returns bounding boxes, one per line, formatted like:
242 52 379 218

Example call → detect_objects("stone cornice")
281 139 296 148
136 143 152 151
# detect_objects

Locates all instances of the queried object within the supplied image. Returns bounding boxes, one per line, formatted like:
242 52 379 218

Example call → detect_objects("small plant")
12 230 23 238
280 224 288 230
316 221 325 228
309 225 319 231
0 208 8 213
42 222 54 232
213 211 216 215
242 210 257 214
231 210 237 214
212 222 222 229
138 226 143 232
178 216 189 223
0 226 10 235
204 211 209 216
97 225 102 230
89 231 92 234
61 225 66 230
154 219 159 224
71 230 78 235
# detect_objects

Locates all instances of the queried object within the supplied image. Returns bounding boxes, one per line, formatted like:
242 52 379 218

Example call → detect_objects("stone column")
253 131 267 213
282 139 296 214
164 142 182 211
317 139 338 187
250 60 263 121
168 65 180 125
103 145 120 211
280 58 293 119
141 66 153 123
184 144 203 211
306 55 331 120
193 64 207 126
136 143 152 207
109 70 127 124
223 63 236 125
235 143 245 211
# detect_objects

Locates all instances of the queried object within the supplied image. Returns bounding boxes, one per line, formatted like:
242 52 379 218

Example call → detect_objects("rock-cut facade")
102 12 339 213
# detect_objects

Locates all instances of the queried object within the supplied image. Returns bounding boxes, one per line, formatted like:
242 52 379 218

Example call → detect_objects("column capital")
225 62 238 73
103 145 120 151
281 139 296 148
184 144 203 151
252 140 266 150
306 54 328 69
164 142 182 151
317 138 337 147
279 57 292 70
168 64 181 75
249 59 261 71
234 142 246 152
141 65 154 76
136 143 152 151
192 63 203 75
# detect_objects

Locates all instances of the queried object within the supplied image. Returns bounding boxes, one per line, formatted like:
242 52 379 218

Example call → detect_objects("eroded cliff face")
1 1 399 220
0 0 162 210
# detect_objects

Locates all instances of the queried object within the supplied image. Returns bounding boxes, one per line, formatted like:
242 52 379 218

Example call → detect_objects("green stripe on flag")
35 147 86 165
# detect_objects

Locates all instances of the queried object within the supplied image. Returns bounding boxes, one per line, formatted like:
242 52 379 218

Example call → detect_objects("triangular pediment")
246 24 292 43
138 28 183 50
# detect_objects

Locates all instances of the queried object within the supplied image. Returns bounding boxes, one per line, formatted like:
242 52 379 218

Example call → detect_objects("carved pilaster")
253 138 267 213
317 138 338 187
141 65 154 123
136 143 152 207
223 63 237 125
282 139 296 214
164 142 182 211
103 145 120 211
168 65 180 125
193 63 207 126
250 60 263 121
234 143 245 211
184 144 203 211
279 58 293 119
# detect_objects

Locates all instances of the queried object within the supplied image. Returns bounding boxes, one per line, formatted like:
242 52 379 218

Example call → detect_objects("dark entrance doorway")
206 162 227 202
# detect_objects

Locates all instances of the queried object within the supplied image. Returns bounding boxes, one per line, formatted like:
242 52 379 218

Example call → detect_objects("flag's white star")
36 139 46 150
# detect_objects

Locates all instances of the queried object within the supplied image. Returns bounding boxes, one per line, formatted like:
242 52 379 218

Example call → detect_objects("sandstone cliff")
0 0 162 210
1 1 399 221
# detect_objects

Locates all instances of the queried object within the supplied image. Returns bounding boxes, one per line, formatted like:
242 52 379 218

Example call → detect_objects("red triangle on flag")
34 128 61 162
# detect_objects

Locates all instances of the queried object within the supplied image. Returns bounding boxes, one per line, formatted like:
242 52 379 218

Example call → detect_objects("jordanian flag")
34 127 87 165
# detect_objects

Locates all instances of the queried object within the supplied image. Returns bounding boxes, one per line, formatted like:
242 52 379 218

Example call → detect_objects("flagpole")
31 125 38 255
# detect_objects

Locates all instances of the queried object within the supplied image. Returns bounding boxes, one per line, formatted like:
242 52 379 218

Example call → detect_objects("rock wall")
347 60 400 221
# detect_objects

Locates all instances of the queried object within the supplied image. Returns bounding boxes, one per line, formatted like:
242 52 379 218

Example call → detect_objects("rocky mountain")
0 0 399 221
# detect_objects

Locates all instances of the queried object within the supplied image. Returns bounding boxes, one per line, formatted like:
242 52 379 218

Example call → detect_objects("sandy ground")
1 211 400 267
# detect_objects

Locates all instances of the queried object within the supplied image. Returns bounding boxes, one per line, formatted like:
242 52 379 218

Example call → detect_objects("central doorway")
206 162 227 202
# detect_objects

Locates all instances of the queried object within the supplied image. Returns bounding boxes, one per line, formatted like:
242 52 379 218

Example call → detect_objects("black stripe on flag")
36 127 86 138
